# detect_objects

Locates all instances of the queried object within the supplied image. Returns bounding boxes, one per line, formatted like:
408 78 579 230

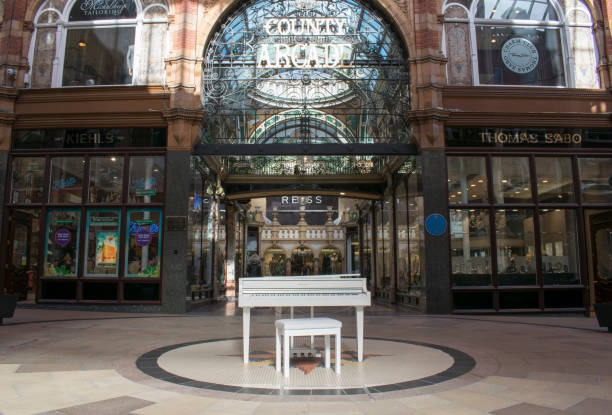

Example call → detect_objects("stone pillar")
224 203 237 295
161 150 191 313
422 150 451 314
161 106 203 313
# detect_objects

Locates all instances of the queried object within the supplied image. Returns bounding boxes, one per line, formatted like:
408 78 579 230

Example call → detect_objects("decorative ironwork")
223 155 386 176
201 0 412 153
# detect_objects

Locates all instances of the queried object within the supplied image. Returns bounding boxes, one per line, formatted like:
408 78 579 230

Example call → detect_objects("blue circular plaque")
425 214 447 236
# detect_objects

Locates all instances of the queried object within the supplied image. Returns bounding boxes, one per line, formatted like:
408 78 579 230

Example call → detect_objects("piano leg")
310 306 315 349
356 306 364 362
243 307 251 365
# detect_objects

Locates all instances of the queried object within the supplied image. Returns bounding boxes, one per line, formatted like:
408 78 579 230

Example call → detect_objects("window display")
450 209 492 286
495 209 536 285
49 157 85 204
85 210 121 276
129 156 165 203
578 158 612 203
11 157 45 204
126 210 162 278
89 157 124 203
535 157 575 203
539 209 580 285
492 157 532 203
44 210 81 277
447 157 488 204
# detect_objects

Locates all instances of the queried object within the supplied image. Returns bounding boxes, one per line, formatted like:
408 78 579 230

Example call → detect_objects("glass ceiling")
201 0 412 148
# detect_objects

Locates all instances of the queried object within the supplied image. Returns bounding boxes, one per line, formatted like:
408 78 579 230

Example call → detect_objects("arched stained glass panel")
202 0 411 146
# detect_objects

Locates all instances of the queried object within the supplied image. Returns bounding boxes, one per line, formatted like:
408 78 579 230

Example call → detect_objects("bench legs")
276 330 340 378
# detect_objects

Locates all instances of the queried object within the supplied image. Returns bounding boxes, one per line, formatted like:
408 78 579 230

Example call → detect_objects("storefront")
446 127 612 312
2 128 167 304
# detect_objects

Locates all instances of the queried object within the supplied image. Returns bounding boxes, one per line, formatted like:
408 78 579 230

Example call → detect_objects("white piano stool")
275 318 342 378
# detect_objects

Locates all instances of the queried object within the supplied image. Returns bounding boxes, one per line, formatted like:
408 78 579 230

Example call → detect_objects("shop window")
578 158 612 203
84 210 121 277
44 210 81 277
495 209 537 285
49 157 85 204
539 209 580 285
535 157 575 203
128 156 165 203
11 157 45 204
29 0 169 88
447 157 488 204
89 156 124 203
126 210 162 278
450 209 492 286
491 157 532 203
442 0 600 87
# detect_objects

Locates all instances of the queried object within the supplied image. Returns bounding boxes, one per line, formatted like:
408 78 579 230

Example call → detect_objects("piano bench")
275 318 342 378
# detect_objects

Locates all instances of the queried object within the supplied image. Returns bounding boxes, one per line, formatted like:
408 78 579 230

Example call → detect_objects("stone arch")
196 0 414 67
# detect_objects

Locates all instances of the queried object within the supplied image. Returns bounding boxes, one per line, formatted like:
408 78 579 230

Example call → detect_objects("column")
224 203 237 296
422 150 451 314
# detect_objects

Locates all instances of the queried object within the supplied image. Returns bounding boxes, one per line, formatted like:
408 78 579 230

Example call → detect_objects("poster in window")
95 231 118 267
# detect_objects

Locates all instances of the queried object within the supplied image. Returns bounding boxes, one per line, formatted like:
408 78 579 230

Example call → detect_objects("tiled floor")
0 303 611 414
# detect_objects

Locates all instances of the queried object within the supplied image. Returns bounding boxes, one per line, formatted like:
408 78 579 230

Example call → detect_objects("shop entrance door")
3 208 41 302
591 211 612 304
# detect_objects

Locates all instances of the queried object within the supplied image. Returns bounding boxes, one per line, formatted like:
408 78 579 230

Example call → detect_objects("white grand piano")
238 274 371 365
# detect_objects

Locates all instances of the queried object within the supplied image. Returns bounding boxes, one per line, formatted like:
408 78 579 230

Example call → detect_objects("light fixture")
340 192 346 196
472 194 478 197
502 179 508 183
478 179 484 183
542 179 549 183
153 168 159 172
78 41 87 47
470 184 476 187
457 191 462 195
515 191 521 194
110 157 116 162
515 9 520 14
491 39 497 43
523 187 529 191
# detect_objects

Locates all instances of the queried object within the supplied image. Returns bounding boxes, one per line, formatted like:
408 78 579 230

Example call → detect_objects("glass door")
4 209 41 302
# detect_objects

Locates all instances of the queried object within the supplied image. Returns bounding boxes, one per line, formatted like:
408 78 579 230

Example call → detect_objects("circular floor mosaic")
136 337 475 395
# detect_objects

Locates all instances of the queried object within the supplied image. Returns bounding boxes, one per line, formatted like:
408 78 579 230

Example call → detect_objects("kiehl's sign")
445 127 611 148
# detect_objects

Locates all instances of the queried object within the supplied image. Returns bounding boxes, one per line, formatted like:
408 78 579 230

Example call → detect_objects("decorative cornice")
14 113 166 129
443 86 612 99
0 112 16 124
407 55 447 64
407 108 451 123
0 87 18 99
16 86 168 104
162 108 205 122
445 111 612 127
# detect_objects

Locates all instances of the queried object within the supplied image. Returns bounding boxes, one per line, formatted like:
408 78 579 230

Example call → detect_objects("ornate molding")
162 107 205 122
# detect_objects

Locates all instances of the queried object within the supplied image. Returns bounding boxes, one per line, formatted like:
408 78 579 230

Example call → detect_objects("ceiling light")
470 184 476 187
478 179 484 183
78 41 87 47
515 191 520 194
542 179 549 183
491 39 497 43
340 192 346 196
502 179 508 183
110 157 116 162
523 187 529 191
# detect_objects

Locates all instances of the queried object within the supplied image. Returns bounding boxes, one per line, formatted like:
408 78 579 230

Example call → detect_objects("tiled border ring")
136 336 476 396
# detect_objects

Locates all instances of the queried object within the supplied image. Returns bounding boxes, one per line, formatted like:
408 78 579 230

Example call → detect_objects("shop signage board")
446 127 612 148
13 128 167 149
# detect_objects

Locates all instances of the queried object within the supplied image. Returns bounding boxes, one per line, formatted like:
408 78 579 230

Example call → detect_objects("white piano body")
238 274 371 364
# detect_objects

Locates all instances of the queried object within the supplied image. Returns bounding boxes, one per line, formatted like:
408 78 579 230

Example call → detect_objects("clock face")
501 38 539 74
